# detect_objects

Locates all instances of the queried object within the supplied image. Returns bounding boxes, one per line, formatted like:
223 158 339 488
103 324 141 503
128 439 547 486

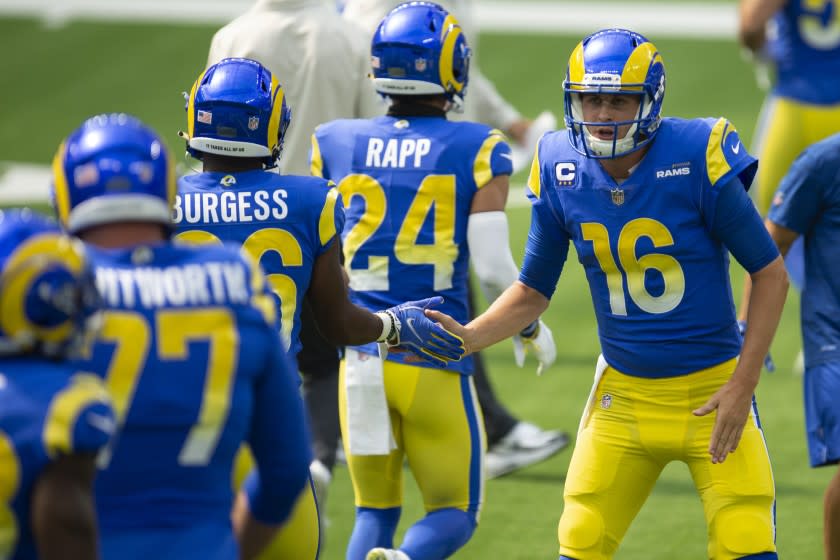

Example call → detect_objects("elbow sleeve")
467 211 520 301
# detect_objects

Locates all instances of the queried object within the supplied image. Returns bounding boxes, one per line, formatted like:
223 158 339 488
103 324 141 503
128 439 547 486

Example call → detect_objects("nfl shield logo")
611 188 624 206
415 58 427 72
248 116 260 131
600 393 613 409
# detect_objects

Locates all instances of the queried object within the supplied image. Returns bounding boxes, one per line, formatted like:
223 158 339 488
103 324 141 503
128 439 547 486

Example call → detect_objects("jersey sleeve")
245 333 312 525
473 129 513 189
704 118 758 191
310 133 326 178
767 146 825 235
519 136 570 299
43 373 114 458
709 177 780 273
315 184 345 256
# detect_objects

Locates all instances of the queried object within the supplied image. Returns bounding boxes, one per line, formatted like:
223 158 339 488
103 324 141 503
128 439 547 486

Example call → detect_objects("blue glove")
737 320 776 373
377 297 465 367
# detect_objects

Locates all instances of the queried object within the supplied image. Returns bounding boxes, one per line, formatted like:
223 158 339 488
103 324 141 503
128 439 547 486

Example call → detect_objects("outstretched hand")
384 297 465 367
692 379 754 464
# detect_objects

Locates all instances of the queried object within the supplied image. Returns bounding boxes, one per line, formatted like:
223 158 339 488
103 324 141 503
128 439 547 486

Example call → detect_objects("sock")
399 508 476 560
346 506 401 560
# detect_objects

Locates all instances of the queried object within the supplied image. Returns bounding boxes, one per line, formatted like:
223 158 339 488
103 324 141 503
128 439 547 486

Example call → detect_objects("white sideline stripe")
0 163 52 204
0 0 738 38
0 161 534 208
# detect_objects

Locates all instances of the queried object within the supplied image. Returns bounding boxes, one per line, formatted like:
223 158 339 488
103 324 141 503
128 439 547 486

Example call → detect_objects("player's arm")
429 145 567 356
31 453 100 560
739 0 787 52
306 239 390 346
739 220 798 321
233 333 312 559
694 176 788 463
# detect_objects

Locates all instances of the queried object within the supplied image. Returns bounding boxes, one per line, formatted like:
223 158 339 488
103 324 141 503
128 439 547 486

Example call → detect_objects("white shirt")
208 0 385 176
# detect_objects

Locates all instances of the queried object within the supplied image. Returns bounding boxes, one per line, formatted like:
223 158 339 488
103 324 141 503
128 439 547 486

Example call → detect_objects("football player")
311 3 554 559
427 29 790 559
0 209 113 560
741 133 840 560
175 57 465 559
51 113 313 560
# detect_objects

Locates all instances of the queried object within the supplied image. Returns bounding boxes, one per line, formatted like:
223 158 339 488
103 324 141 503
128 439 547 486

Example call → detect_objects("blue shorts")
804 361 840 467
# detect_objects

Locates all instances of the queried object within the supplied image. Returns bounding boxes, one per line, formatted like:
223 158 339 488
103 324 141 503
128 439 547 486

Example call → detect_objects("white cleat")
485 421 570 479
366 548 411 560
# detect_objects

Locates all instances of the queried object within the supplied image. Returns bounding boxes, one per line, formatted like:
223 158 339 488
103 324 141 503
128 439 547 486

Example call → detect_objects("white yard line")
0 1 737 37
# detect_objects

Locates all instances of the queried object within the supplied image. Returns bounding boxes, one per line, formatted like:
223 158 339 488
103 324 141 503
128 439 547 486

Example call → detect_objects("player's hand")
382 297 465 367
512 320 556 376
738 321 776 372
692 378 754 464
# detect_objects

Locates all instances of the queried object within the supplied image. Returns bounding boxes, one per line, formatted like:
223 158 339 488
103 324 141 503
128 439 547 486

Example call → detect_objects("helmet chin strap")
583 122 639 157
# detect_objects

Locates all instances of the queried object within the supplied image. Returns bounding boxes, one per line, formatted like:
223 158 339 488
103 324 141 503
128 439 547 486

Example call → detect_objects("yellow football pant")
754 95 840 214
233 447 320 559
339 360 485 514
558 358 776 560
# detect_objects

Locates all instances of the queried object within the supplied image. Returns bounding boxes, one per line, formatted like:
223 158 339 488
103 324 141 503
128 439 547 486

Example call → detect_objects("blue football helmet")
371 1 471 110
0 209 100 359
184 58 292 168
52 113 175 234
563 28 666 159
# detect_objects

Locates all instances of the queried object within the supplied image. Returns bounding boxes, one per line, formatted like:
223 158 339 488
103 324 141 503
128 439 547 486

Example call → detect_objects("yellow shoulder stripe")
526 137 543 199
705 117 733 187
473 129 507 189
318 185 340 246
310 134 324 178
43 373 111 458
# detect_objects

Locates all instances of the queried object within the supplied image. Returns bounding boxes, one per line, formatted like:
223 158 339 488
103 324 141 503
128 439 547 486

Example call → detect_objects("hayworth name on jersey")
95 261 251 309
173 189 289 224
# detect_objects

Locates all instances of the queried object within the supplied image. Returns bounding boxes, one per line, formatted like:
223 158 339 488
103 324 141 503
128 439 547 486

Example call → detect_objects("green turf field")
1 14 830 559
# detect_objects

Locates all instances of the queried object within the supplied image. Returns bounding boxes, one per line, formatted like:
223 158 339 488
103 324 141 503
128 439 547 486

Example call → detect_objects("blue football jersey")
175 170 345 356
768 132 840 368
767 0 840 104
77 242 310 559
525 117 760 378
0 360 113 560
312 115 513 374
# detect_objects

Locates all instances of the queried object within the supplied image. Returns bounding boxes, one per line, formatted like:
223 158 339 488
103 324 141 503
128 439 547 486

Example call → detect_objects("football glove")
376 297 465 367
737 320 776 373
512 319 556 376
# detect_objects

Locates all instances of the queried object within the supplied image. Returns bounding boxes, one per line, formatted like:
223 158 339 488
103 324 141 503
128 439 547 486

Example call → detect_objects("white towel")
344 348 397 456
577 354 610 438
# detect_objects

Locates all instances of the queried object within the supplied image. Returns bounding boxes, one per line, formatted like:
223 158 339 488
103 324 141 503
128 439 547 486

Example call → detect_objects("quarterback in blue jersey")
0 210 113 560
430 29 790 559
52 113 314 560
742 133 840 559
175 57 464 560
312 3 554 559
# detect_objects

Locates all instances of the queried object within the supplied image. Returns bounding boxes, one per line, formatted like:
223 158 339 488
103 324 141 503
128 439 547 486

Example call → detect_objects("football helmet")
52 113 176 234
184 58 292 168
371 1 471 110
563 28 666 159
0 209 100 359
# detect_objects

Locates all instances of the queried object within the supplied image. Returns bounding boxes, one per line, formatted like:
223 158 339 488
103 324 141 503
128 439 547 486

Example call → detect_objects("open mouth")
593 127 615 141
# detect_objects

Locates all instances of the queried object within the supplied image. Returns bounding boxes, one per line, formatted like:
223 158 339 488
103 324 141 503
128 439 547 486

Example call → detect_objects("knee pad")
557 502 605 557
713 506 775 559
